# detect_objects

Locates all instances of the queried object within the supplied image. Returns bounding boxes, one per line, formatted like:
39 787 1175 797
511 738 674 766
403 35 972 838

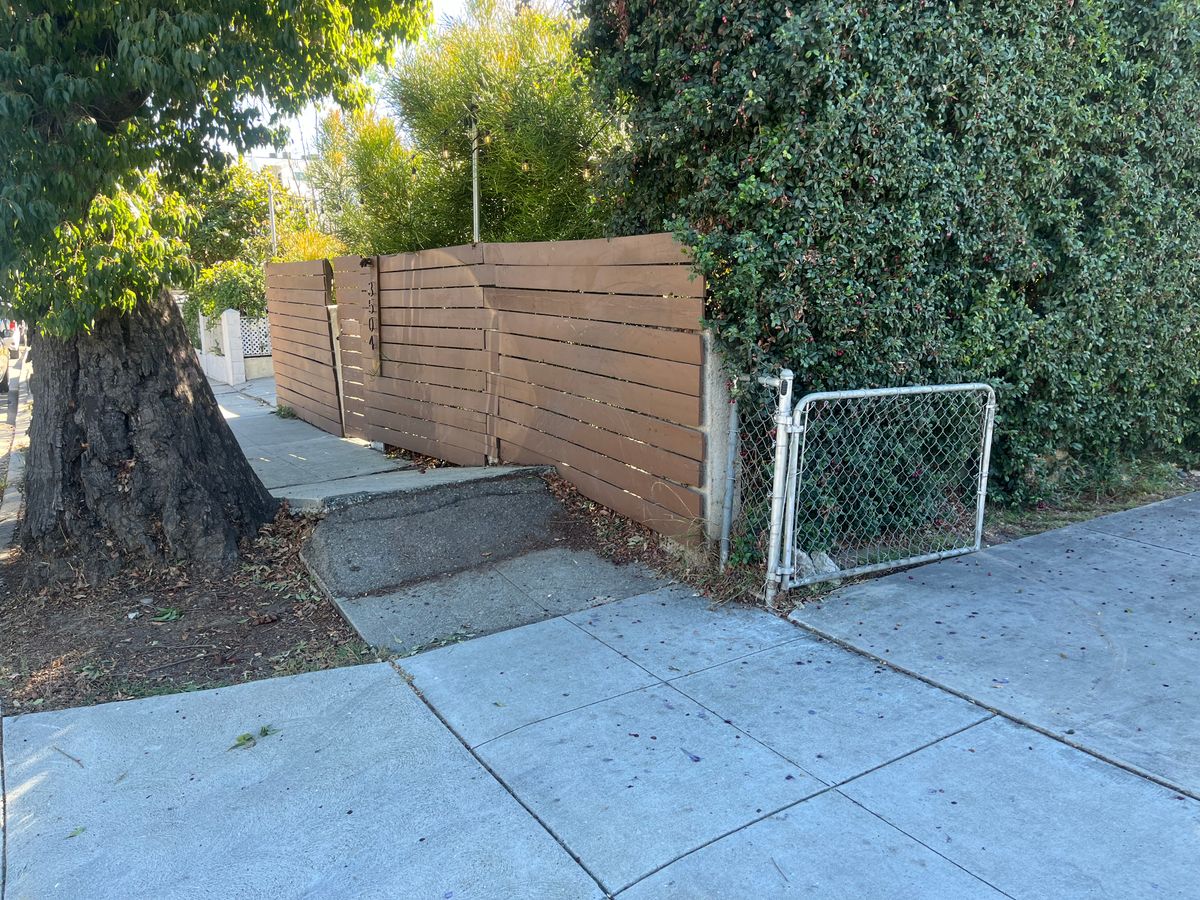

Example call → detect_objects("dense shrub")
309 1 621 255
582 1 1200 500
184 259 266 345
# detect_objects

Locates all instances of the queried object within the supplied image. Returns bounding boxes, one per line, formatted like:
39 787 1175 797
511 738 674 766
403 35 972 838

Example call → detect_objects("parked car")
0 342 8 393
2 320 22 357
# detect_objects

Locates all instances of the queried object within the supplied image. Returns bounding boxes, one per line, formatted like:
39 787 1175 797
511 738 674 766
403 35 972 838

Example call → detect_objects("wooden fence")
264 259 342 436
270 234 715 538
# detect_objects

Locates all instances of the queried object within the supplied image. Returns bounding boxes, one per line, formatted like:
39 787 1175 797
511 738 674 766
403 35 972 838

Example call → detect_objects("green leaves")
583 0 1200 499
309 1 621 255
1 0 430 334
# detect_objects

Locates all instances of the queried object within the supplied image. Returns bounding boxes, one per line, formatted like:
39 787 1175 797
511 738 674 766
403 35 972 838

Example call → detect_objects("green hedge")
582 1 1200 501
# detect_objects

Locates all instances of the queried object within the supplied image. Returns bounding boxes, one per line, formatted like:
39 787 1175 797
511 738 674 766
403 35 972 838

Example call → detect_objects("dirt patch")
1 507 376 714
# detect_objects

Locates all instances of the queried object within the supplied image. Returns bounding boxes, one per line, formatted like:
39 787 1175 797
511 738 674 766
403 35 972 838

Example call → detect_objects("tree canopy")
1 0 430 335
309 0 619 255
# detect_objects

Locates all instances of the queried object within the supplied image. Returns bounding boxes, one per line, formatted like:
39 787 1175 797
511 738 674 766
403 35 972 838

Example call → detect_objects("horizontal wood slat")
482 233 690 267
379 265 494 291
379 325 485 350
498 356 701 428
379 360 485 392
500 442 694 538
366 425 486 468
377 244 483 272
495 418 702 520
498 397 702 487
497 310 701 364
488 288 703 330
496 377 704 461
498 333 701 397
494 264 702 298
377 286 486 309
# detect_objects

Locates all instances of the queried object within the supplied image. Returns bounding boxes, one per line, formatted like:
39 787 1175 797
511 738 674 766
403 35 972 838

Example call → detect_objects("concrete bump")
303 474 568 597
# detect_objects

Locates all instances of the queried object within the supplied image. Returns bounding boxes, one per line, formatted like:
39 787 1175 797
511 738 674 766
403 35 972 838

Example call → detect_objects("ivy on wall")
582 1 1200 500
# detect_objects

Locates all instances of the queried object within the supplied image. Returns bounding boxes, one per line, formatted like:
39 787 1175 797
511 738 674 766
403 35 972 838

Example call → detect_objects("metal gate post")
762 369 795 606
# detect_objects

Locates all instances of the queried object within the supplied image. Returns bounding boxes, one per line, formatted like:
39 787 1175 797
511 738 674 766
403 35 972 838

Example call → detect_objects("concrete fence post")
701 331 733 544
219 308 246 385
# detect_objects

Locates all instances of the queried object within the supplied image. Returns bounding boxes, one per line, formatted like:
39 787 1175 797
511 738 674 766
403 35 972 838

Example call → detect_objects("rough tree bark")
20 290 278 580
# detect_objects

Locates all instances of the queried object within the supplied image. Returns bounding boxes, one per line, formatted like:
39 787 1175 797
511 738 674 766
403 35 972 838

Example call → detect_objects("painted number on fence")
362 259 380 377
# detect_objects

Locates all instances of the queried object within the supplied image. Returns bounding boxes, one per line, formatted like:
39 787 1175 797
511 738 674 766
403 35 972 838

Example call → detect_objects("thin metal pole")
973 388 998 550
763 369 794 606
470 110 481 245
268 181 278 257
719 396 740 570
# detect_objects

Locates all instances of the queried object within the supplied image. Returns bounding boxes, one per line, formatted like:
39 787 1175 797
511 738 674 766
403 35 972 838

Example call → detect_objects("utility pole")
469 103 481 245
268 181 278 257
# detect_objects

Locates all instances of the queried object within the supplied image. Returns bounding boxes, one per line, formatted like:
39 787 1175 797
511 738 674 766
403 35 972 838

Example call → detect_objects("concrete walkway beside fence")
213 376 529 509
4 496 1198 898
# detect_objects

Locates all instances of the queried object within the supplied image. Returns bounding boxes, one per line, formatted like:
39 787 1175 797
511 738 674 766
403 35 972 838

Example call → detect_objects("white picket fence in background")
196 308 274 386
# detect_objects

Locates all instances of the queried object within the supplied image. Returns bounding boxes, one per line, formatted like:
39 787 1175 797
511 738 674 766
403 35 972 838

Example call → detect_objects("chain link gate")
757 371 996 603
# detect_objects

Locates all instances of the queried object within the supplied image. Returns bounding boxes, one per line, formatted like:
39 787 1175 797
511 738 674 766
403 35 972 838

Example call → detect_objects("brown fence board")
371 374 491 414
496 377 704 461
266 291 333 315
498 334 701 397
379 360 486 392
266 258 341 436
379 326 486 350
495 418 702 520
381 344 490 372
377 244 483 272
488 288 703 330
376 286 486 309
498 357 702 428
494 264 703 298
266 310 330 337
380 307 490 328
497 397 702 487
365 424 486 468
497 311 702 364
379 265 494 291
370 408 489 456
482 233 690 267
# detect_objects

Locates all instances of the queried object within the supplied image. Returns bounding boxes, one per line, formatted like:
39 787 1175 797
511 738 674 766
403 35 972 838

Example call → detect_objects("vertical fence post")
762 368 795 607
219 308 246 385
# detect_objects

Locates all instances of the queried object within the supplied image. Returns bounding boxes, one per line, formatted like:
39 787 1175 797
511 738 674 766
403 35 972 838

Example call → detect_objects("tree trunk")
20 290 278 580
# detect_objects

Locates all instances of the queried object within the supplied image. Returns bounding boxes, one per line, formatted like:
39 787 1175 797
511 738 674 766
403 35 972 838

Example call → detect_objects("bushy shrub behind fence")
583 1 1200 501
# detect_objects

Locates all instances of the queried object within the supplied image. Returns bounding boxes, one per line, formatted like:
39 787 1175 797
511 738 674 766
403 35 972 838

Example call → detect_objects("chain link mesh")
729 377 994 594
724 377 787 571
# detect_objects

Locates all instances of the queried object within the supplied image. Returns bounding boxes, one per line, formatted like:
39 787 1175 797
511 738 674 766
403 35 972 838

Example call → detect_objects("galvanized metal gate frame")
762 371 997 604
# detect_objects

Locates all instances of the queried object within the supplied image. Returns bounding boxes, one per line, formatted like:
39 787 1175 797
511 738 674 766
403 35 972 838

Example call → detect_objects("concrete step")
301 472 670 656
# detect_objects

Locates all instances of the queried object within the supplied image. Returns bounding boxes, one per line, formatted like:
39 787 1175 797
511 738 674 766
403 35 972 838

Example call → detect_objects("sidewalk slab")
841 717 1200 900
1081 493 1199 557
402 617 658 746
567 586 802 679
791 503 1200 796
672 639 990 784
476 684 822 893
2 664 601 900
618 788 1006 899
494 548 664 616
336 566 551 656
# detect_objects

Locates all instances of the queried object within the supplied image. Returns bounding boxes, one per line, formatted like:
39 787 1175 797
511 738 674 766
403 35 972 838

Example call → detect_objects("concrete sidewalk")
4 497 1198 898
214 377 530 509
